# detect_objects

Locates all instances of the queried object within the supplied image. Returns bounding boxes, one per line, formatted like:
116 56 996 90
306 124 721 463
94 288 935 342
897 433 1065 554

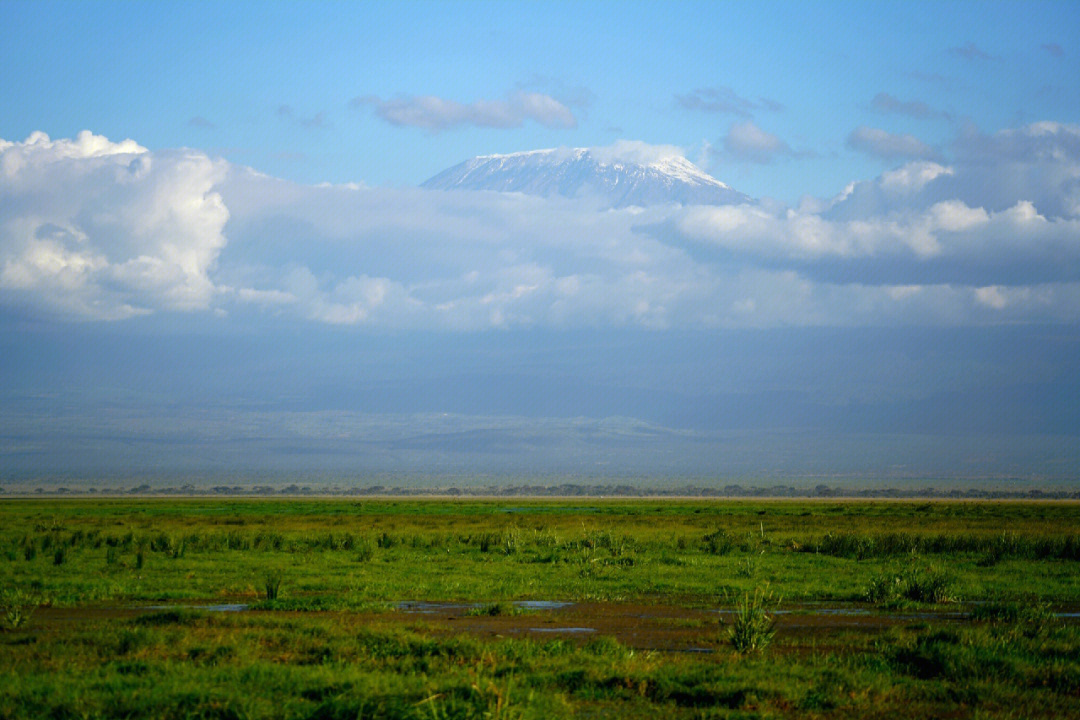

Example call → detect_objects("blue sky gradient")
4 1 1076 200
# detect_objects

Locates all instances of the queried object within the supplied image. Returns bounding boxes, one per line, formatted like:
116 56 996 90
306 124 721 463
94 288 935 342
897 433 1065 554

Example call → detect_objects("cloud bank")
2 124 1079 327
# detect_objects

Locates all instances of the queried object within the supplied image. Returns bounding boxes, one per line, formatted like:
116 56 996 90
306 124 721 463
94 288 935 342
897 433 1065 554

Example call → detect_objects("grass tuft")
263 571 284 600
2 588 37 630
465 602 524 617
726 586 777 654
864 564 957 605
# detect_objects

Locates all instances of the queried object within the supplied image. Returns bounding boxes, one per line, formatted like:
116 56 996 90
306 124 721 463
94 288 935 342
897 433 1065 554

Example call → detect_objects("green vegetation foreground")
1 498 1078 718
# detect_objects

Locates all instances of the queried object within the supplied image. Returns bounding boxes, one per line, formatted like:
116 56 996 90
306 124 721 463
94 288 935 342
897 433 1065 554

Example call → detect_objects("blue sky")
3 1 1077 201
2 1 1079 486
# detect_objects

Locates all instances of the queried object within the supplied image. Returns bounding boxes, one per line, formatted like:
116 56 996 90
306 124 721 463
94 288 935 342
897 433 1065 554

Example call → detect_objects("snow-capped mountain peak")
422 143 749 208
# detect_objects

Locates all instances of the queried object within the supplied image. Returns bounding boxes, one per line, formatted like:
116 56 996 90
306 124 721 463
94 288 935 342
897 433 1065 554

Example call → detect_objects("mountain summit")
422 142 750 208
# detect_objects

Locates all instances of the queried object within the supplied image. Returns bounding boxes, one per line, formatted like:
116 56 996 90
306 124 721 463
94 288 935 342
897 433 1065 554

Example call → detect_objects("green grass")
3 498 1078 607
1 498 1078 718
2 610 1077 718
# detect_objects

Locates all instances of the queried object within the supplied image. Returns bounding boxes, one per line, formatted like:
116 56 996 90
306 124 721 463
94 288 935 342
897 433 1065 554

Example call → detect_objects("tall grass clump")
2 588 36 630
726 586 777 654
703 528 734 555
971 600 1058 637
804 531 1080 562
864 572 904 604
864 564 957 605
736 553 761 578
903 565 956 603
354 538 375 562
263 571 284 600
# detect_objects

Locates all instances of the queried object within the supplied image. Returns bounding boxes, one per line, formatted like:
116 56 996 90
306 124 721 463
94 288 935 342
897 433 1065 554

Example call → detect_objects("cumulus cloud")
870 93 949 120
719 121 803 164
953 121 1080 163
670 122 1080 289
674 196 1079 280
0 131 228 319
941 122 1080 219
353 91 577 131
675 87 784 117
847 126 940 160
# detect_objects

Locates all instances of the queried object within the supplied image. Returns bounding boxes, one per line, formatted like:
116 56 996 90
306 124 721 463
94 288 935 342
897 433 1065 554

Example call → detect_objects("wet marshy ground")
27 599 1080 655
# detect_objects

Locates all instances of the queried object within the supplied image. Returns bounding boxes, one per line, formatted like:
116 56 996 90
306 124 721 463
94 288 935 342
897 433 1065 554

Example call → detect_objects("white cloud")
877 162 954 194
354 91 577 131
721 121 798 164
278 266 416 325
668 122 1080 291
0 131 228 319
3 127 1080 329
589 139 686 166
675 196 1078 275
954 121 1080 164
974 285 1009 309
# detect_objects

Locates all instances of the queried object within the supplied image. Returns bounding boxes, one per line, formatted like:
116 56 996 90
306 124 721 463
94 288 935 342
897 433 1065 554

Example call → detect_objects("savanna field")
2 498 1079 718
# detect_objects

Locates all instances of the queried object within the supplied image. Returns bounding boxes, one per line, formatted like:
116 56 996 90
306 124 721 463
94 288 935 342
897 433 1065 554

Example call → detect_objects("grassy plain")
1 498 1078 718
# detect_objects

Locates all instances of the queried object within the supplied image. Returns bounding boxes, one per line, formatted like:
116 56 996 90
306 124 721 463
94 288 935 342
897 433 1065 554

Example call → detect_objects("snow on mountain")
422 143 751 208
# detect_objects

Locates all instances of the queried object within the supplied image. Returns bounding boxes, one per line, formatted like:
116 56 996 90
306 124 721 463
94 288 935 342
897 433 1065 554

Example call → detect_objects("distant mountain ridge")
422 145 751 208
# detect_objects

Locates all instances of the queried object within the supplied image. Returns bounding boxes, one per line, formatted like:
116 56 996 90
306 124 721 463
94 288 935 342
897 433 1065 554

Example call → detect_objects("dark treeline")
3 482 1078 499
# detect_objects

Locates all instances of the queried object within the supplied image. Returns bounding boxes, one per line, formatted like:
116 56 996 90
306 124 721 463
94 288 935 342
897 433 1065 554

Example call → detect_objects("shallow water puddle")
396 601 479 613
528 627 595 633
144 603 250 612
395 600 574 613
516 600 574 610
